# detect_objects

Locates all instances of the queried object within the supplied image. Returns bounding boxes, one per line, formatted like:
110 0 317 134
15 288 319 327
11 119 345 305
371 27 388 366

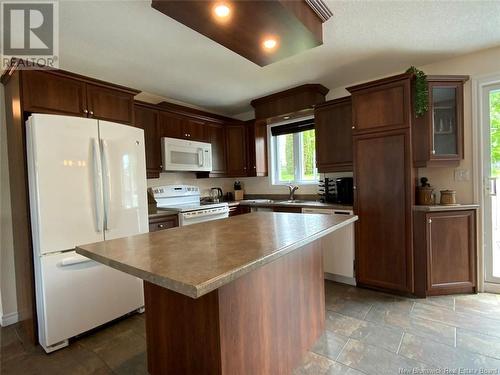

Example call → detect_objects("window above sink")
269 116 319 186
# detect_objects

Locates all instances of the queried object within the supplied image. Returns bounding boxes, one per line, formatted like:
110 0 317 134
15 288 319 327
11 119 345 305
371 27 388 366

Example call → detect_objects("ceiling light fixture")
262 38 278 51
213 3 231 19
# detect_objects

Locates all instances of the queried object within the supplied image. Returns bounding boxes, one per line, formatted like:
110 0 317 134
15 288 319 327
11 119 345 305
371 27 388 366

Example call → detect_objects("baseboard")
484 282 500 294
1 311 19 327
324 273 356 286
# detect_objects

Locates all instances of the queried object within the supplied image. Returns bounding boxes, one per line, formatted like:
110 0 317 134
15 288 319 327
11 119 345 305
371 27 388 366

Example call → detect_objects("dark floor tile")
293 351 336 375
311 331 348 360
456 328 500 360
325 311 403 353
411 302 500 337
336 338 431 374
399 333 500 371
325 296 373 320
91 329 146 371
365 305 455 346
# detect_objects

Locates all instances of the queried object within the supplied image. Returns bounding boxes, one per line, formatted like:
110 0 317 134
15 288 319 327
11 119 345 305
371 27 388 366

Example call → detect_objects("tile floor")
2 282 500 374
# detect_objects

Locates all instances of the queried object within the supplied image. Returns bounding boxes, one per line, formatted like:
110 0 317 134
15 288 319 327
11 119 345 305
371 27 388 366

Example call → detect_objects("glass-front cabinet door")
429 80 464 161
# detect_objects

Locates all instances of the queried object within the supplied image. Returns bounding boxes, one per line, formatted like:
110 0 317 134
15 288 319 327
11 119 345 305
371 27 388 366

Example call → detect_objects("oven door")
179 207 229 226
161 137 212 172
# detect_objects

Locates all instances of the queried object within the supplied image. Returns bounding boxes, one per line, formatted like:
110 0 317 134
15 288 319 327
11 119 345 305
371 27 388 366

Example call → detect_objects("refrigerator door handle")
59 255 94 267
92 138 103 232
101 139 111 231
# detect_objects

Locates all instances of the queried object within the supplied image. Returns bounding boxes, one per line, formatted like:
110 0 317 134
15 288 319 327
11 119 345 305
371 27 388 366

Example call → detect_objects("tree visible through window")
273 128 318 184
491 90 500 177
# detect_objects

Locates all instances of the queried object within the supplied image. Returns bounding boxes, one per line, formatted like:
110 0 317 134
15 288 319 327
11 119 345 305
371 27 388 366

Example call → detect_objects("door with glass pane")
483 83 500 284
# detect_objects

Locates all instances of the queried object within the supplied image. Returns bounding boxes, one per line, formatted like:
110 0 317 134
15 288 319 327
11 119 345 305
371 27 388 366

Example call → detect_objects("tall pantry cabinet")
347 74 416 294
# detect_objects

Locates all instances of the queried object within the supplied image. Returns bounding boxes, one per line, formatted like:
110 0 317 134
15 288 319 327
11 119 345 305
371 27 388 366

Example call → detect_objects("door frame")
473 73 500 293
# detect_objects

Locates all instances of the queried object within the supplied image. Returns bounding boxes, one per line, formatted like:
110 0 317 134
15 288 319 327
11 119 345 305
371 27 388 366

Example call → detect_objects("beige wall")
326 45 500 204
0 85 18 325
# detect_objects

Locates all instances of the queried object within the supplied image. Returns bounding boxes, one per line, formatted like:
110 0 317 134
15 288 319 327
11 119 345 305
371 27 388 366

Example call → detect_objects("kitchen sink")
277 200 307 204
240 199 275 204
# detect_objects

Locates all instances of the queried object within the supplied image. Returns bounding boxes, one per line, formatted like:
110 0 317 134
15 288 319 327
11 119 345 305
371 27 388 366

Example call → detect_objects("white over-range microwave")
161 137 212 172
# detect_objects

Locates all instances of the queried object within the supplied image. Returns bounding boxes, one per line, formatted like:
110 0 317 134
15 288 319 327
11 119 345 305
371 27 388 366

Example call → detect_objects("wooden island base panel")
76 212 358 375
144 241 324 375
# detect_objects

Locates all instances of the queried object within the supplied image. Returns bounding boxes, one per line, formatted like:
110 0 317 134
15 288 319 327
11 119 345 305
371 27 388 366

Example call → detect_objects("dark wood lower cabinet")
143 240 324 375
228 205 251 217
354 129 414 294
149 214 179 232
414 209 477 296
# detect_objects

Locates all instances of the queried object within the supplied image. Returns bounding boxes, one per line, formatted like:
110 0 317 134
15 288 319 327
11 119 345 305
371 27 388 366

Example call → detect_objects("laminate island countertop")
76 212 357 299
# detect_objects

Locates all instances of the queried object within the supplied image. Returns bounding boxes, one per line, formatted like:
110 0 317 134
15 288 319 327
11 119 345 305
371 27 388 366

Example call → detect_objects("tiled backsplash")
147 171 352 198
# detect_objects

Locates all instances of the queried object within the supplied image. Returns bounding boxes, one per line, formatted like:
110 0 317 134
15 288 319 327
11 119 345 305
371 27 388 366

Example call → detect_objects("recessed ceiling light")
262 38 278 50
213 3 231 19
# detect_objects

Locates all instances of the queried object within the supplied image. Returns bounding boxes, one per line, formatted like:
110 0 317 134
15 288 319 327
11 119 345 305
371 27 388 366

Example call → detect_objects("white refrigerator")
26 114 148 353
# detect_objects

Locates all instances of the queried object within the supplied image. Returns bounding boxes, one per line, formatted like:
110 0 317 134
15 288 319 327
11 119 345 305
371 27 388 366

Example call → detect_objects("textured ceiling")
58 0 500 116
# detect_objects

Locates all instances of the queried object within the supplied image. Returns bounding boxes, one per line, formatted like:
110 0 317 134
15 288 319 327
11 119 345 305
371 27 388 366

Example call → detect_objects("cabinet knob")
158 224 165 228
428 219 432 224
352 125 356 129
188 134 191 137
83 109 88 114
89 111 94 117
353 186 357 190
432 150 436 155
253 166 256 169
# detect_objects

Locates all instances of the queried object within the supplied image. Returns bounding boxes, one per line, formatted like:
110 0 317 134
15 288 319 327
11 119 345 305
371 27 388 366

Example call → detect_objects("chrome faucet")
287 184 299 201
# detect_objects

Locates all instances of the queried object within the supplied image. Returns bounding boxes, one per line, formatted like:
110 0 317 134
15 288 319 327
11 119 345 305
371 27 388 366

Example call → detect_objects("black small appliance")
319 177 353 205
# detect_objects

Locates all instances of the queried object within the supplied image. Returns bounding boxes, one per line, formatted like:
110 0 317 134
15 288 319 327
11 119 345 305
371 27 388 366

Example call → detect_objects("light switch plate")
454 168 470 181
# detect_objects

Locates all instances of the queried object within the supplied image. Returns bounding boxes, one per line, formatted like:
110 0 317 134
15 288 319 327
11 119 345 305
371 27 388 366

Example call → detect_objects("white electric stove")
152 185 229 226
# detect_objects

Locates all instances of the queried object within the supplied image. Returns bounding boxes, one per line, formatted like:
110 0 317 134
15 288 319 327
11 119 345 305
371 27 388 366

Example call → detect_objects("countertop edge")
77 215 358 299
413 204 480 212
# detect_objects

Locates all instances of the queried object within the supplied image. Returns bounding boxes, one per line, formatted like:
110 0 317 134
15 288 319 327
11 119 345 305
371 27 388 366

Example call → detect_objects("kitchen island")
77 212 358 375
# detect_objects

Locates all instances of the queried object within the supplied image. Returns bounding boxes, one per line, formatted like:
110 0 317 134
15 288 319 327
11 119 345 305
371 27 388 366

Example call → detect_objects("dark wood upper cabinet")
246 119 268 177
413 76 468 167
225 123 248 177
314 97 353 172
134 103 161 178
158 111 184 139
348 73 411 134
22 70 87 117
184 118 208 142
20 68 138 124
413 209 476 296
205 122 227 176
158 112 207 142
86 84 135 124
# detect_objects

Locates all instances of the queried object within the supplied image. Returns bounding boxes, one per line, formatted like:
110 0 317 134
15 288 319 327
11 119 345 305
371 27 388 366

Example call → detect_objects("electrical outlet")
454 169 470 181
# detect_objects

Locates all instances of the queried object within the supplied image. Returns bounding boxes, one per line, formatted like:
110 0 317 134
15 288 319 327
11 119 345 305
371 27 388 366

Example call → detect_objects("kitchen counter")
77 212 357 298
76 212 357 375
230 199 353 211
413 204 479 212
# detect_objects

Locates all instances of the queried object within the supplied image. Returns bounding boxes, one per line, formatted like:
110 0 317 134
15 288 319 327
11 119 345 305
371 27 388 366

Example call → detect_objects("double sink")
240 199 310 205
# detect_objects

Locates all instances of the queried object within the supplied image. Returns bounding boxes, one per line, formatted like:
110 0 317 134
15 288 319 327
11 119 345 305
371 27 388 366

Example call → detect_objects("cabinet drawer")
149 216 179 232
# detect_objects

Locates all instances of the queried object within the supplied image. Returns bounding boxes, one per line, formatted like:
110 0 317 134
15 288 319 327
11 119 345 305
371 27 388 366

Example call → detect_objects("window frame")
269 116 318 186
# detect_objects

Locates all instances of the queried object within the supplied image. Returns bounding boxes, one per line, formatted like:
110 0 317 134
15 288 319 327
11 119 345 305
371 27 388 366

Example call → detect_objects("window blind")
270 118 314 136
